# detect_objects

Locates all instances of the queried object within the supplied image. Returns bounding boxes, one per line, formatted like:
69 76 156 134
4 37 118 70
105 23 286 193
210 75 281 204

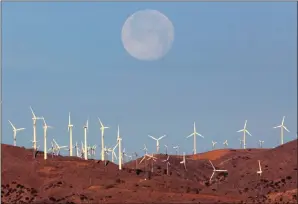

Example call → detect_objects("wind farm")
1 108 297 203
2 3 297 204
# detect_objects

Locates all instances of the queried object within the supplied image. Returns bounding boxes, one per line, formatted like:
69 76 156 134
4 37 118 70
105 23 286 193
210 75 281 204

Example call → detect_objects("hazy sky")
2 2 297 158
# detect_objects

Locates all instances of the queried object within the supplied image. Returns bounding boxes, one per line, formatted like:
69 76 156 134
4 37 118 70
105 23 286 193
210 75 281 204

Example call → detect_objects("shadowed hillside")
2 139 297 203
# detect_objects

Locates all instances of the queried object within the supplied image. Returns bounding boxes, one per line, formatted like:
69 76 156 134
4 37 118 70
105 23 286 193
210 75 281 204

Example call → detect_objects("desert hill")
1 139 297 203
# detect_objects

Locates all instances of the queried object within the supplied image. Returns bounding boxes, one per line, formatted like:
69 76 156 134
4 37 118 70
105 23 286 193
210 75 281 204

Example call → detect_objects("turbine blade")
197 133 204 138
158 135 166 140
98 117 103 127
283 126 290 132
282 116 285 125
69 112 71 125
8 120 16 130
30 106 36 118
186 133 194 138
245 130 252 136
209 160 215 170
210 172 215 181
237 129 244 132
148 135 157 140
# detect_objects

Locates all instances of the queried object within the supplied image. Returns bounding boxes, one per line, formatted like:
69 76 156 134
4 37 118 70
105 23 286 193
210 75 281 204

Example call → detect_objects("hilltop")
1 139 297 203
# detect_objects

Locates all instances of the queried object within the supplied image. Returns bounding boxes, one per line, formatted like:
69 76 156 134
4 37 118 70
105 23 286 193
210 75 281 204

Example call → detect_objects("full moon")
121 9 175 61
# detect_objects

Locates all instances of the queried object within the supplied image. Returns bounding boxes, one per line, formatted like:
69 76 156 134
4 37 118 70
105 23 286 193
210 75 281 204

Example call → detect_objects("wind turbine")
273 116 290 145
237 120 252 149
30 106 43 150
98 118 109 161
109 143 118 162
8 120 25 146
52 139 68 156
146 154 157 173
259 140 264 148
162 155 171 175
186 122 204 154
164 144 168 155
75 141 79 157
143 144 148 154
148 135 166 153
223 140 228 148
42 117 53 160
173 145 179 155
68 112 74 156
83 119 89 160
117 125 122 170
180 152 187 171
239 138 243 149
208 160 228 182
211 141 217 149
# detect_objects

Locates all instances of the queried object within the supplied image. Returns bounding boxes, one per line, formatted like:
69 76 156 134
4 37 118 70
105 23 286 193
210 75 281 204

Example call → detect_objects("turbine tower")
83 119 89 160
30 106 43 150
273 116 290 145
98 118 109 161
117 125 122 170
148 135 166 153
42 117 53 160
8 120 25 146
237 120 252 149
186 122 204 154
68 112 74 156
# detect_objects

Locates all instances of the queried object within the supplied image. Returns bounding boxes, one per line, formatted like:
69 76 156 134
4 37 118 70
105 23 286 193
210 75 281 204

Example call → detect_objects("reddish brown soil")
2 139 297 203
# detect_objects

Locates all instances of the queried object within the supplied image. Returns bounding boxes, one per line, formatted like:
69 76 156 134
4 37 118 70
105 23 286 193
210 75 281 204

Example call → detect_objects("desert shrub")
186 187 191 193
136 169 142 175
286 176 292 180
49 197 56 202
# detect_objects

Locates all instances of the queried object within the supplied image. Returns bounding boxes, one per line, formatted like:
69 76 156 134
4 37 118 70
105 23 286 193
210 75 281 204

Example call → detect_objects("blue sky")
2 2 297 158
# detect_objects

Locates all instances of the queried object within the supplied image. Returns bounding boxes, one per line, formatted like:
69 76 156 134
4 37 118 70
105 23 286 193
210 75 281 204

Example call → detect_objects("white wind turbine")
223 140 228 148
143 144 148 154
180 152 187 171
187 122 204 154
98 118 109 161
259 140 264 148
162 155 171 175
117 125 123 170
237 120 252 149
52 139 68 156
42 117 53 160
109 143 118 162
148 135 166 153
68 112 74 156
146 153 157 172
83 119 89 160
8 120 25 146
257 160 262 176
164 144 168 154
173 145 179 155
239 138 243 148
30 106 43 150
273 116 290 145
75 141 79 157
211 141 217 149
208 160 228 182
